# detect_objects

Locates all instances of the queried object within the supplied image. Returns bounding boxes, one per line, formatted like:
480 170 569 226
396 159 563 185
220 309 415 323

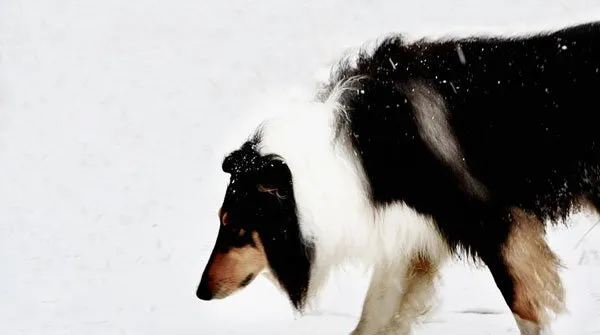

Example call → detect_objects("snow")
1 0 599 334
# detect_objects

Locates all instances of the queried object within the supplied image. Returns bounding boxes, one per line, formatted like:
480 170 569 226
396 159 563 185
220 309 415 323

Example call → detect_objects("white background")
1 0 599 334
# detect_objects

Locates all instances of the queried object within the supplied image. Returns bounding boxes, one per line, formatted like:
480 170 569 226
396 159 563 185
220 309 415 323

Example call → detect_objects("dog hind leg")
481 208 565 335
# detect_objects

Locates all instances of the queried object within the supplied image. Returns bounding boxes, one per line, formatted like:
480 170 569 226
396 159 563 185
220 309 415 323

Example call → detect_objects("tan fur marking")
401 255 438 318
207 232 267 298
384 255 439 334
221 211 229 226
503 208 565 325
408 254 433 275
577 195 600 215
257 184 286 199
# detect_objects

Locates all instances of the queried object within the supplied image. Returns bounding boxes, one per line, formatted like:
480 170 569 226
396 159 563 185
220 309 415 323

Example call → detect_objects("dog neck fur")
257 82 449 304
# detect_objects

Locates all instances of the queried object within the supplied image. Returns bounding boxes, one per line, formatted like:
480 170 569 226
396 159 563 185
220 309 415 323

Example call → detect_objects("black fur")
319 21 600 310
218 138 314 310
323 21 600 250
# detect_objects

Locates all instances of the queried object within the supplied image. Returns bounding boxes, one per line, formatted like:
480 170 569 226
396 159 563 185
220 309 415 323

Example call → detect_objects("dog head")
197 137 315 310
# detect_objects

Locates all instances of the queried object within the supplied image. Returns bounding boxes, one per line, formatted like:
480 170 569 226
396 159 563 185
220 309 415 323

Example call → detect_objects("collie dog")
197 21 600 334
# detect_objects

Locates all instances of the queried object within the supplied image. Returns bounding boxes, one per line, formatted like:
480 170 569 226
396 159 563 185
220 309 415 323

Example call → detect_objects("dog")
197 20 600 334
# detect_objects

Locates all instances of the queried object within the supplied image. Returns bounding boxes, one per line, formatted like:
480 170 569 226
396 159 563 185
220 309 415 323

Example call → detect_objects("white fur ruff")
256 82 450 312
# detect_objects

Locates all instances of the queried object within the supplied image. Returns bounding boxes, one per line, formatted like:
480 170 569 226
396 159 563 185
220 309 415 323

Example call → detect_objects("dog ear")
222 142 261 175
256 158 292 199
222 154 235 174
221 148 248 174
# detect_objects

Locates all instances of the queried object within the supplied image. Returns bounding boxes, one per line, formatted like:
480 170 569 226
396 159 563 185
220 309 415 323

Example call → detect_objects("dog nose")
196 281 213 301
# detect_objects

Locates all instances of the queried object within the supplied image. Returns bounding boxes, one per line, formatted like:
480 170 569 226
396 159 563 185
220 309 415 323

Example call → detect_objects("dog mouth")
209 273 256 299
239 273 255 288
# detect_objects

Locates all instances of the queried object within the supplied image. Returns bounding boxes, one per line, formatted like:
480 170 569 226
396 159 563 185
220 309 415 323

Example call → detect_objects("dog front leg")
350 262 408 335
384 255 440 334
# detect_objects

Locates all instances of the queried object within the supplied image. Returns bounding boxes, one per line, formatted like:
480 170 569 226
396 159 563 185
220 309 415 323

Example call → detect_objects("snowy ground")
1 0 600 334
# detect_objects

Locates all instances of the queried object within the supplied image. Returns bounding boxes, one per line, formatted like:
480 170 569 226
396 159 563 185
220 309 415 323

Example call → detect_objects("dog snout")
196 277 214 300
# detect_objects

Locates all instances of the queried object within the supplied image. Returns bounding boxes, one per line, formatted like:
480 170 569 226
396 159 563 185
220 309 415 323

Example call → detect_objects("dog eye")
228 226 247 239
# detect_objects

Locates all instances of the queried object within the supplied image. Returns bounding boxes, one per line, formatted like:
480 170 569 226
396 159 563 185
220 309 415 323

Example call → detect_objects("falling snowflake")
456 44 467 65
